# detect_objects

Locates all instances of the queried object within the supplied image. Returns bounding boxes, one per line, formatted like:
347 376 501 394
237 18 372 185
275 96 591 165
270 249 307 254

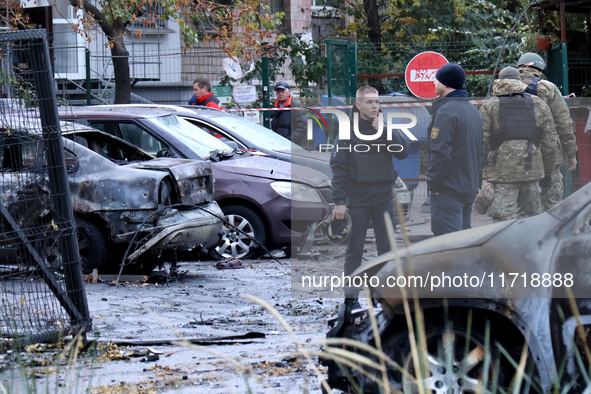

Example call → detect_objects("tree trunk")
110 36 131 104
363 0 381 45
69 0 132 104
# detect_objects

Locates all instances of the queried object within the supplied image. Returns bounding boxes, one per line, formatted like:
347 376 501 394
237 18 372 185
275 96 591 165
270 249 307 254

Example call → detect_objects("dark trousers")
344 199 396 296
430 191 473 236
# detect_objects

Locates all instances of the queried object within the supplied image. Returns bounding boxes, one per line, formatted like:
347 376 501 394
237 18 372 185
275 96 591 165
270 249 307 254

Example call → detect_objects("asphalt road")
1 186 493 393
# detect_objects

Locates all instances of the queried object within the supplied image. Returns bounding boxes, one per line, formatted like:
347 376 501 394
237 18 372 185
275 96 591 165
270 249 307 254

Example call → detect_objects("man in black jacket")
428 63 483 236
331 86 410 300
270 82 307 146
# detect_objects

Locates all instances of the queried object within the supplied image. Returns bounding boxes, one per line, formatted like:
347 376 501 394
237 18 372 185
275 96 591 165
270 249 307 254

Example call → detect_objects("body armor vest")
350 135 397 183
490 95 540 151
490 95 541 171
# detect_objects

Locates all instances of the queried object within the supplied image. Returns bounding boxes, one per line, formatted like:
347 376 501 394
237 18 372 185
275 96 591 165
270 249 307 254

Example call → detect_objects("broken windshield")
147 115 234 160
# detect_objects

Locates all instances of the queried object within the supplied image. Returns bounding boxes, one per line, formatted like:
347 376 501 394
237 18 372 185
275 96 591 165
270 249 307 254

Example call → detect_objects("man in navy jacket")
427 63 483 236
331 86 410 300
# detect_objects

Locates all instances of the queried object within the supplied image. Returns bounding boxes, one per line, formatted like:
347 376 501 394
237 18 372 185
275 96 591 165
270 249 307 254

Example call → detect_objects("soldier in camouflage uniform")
517 53 578 210
480 67 557 222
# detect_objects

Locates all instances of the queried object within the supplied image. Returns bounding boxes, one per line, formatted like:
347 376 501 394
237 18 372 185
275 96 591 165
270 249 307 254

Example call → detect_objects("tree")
363 0 380 45
68 0 283 103
330 0 536 95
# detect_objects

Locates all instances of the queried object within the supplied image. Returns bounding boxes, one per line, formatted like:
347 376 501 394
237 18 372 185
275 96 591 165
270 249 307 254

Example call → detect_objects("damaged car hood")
129 158 211 178
404 220 514 257
213 155 330 187
128 158 214 205
353 220 514 278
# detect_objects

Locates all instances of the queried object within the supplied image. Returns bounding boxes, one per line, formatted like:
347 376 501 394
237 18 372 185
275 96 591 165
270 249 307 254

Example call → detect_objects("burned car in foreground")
325 182 591 393
0 120 223 273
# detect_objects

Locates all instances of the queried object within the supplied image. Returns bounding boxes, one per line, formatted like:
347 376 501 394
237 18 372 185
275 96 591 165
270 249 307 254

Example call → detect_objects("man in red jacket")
188 78 222 109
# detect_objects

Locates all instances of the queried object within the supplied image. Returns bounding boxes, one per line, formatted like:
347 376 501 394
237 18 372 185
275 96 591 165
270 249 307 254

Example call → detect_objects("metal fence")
50 43 234 105
356 41 524 96
567 58 591 97
0 30 90 348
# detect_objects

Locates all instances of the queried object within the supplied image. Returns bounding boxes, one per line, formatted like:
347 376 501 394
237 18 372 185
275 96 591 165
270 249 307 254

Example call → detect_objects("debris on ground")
99 275 148 284
215 257 243 269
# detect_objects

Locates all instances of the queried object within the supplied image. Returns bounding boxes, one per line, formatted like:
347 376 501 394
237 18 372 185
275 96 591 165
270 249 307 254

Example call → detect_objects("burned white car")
325 182 591 393
0 121 223 273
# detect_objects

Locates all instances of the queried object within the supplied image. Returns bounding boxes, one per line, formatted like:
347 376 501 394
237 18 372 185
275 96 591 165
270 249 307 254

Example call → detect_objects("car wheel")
381 311 538 394
400 327 495 393
75 218 108 274
211 205 267 260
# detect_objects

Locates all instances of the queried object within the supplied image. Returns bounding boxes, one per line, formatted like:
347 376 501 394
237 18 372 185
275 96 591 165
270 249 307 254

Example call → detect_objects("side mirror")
156 148 173 158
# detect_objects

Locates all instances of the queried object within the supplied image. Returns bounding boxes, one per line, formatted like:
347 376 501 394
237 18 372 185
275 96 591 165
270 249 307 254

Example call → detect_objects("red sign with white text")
405 52 449 98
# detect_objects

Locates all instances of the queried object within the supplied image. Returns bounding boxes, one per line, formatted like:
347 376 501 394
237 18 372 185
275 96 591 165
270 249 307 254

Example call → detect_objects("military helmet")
318 212 353 245
517 53 546 71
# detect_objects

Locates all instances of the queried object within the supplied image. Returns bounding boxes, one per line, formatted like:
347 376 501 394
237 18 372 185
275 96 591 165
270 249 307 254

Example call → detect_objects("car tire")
377 309 539 394
75 217 108 274
210 205 267 260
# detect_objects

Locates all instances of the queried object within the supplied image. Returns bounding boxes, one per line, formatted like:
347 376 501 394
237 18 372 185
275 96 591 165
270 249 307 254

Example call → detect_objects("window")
311 0 339 17
137 131 167 156
52 8 85 79
118 123 145 148
89 122 115 135
88 121 168 156
53 24 79 75
182 118 234 145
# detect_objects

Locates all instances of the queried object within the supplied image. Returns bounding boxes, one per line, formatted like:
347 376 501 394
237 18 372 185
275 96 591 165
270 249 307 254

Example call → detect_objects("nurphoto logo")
306 109 418 152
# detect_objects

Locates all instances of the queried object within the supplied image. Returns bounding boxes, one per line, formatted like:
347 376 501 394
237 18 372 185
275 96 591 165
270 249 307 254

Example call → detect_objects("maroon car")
60 107 332 259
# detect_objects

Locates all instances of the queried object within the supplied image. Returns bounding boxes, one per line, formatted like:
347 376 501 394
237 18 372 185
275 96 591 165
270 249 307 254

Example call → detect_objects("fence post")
29 31 91 333
86 49 91 106
347 41 358 98
326 40 333 98
262 50 270 128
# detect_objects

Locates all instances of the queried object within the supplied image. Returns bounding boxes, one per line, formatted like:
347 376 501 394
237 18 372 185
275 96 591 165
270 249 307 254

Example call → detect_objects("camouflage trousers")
541 166 564 211
488 181 542 222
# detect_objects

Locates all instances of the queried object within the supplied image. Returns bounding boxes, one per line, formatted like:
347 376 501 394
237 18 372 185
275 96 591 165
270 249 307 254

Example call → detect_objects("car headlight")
271 181 322 202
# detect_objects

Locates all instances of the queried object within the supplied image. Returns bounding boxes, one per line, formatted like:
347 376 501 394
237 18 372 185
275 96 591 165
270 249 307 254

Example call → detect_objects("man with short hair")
189 78 222 109
270 81 307 146
331 86 409 302
428 63 483 236
480 66 557 222
516 52 577 210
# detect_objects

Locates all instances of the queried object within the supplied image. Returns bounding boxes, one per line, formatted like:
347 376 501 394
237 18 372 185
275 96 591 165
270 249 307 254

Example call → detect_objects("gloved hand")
539 175 552 189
